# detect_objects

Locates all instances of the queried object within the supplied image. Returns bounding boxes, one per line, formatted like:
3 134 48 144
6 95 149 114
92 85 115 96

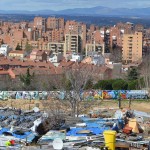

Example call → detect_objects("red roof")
0 70 9 75
0 57 55 68
59 60 75 67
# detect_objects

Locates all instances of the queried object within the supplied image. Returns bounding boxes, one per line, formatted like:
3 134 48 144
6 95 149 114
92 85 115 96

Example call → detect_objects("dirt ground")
92 100 150 113
0 99 149 113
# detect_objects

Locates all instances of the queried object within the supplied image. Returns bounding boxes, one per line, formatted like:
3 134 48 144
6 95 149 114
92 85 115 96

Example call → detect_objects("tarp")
0 128 9 135
66 127 106 136
40 131 66 140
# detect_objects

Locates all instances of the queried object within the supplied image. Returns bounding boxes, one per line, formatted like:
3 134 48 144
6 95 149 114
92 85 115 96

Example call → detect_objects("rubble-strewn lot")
0 99 149 149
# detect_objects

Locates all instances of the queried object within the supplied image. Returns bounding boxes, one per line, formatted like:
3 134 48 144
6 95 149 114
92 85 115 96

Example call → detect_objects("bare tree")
33 75 55 91
52 63 96 117
110 46 122 63
138 54 150 91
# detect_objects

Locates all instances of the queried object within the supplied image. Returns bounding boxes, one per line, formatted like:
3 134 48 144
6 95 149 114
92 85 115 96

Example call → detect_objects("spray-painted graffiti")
0 90 148 100
0 91 48 100
82 90 103 100
81 90 148 100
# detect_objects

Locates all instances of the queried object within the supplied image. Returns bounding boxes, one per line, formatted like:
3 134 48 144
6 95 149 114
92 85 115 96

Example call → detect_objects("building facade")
85 43 104 56
122 32 142 64
64 34 79 55
48 42 65 53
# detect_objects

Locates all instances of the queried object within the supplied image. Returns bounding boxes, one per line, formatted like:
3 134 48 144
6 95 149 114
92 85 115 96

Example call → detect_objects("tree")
110 46 122 63
93 80 113 90
84 79 93 90
52 64 95 117
127 67 139 81
138 54 150 90
15 43 22 50
33 75 56 91
112 79 128 90
20 68 34 90
128 80 138 90
0 76 12 90
25 42 33 54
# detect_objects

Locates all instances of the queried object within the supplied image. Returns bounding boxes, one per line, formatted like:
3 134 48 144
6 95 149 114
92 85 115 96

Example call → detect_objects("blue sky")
0 0 150 11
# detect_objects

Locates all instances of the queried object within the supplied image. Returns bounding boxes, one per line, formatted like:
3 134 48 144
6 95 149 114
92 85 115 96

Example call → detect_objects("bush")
112 79 128 90
93 80 113 90
128 80 138 90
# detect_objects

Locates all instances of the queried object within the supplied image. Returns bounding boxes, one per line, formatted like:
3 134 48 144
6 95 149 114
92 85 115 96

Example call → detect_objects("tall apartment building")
85 43 105 56
48 42 64 53
116 22 134 34
47 17 65 30
32 29 41 41
65 21 86 50
33 17 46 32
45 29 64 42
122 32 142 64
104 28 110 53
64 34 80 55
90 24 96 33
109 26 123 48
135 24 144 32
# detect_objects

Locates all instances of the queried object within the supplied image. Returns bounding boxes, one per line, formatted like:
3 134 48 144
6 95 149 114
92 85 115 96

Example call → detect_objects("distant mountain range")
1 6 150 16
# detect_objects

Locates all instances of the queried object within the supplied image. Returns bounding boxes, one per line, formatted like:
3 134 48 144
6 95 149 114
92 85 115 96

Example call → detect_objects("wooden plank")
116 142 130 148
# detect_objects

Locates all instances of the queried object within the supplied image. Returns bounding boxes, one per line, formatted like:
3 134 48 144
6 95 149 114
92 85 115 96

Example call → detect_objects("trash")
77 130 91 134
10 139 15 145
128 119 139 133
5 141 11 146
123 126 133 134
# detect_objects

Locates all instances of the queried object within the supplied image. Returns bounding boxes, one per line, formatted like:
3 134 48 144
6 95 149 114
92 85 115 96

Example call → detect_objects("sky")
0 0 150 11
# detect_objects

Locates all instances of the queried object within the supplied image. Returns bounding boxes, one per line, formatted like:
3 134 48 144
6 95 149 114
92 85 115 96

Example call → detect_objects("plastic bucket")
103 130 116 150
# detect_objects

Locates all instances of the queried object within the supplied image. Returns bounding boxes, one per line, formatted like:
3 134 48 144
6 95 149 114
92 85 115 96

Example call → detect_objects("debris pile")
0 107 149 150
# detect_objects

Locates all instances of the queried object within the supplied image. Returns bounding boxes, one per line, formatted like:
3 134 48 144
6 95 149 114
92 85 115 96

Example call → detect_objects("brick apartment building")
64 34 80 55
65 20 86 50
122 32 143 64
33 17 46 32
47 17 65 30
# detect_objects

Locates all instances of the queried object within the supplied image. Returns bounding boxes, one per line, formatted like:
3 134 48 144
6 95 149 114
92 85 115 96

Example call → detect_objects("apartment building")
85 43 104 56
135 24 144 32
33 17 46 32
122 32 142 64
65 20 86 50
47 17 65 30
46 29 64 42
48 42 64 53
116 22 134 34
109 26 123 48
64 34 79 55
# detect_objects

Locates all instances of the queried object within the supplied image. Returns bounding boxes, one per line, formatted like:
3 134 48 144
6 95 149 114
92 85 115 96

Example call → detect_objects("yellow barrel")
103 130 116 150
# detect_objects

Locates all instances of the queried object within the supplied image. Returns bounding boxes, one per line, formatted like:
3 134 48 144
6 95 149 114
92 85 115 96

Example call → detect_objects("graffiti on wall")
0 91 48 100
81 90 148 100
82 90 103 100
0 90 148 100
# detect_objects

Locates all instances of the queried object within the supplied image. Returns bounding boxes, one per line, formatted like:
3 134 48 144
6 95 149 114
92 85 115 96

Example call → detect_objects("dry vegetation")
0 99 149 113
